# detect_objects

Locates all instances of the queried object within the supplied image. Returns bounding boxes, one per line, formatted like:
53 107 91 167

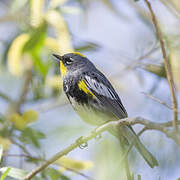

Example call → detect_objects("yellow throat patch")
60 61 67 76
78 80 96 98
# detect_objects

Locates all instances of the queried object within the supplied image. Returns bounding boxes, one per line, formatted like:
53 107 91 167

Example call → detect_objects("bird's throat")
60 61 67 76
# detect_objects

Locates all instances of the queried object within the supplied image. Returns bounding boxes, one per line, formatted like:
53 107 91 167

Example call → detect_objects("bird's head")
53 52 94 77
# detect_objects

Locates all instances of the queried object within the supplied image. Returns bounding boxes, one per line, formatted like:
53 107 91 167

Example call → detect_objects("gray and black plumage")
53 52 158 168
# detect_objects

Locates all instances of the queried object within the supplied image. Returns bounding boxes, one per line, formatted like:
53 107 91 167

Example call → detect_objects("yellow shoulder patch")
60 61 67 76
73 52 86 58
78 80 96 98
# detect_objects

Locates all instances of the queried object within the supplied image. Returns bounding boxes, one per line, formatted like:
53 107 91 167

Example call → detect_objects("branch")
10 138 31 156
142 92 180 113
14 70 32 113
23 116 180 180
36 98 68 113
0 91 13 102
159 0 180 19
3 154 94 180
144 0 178 132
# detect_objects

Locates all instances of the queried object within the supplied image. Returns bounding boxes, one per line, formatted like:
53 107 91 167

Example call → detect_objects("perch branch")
144 0 178 132
0 91 13 102
15 70 32 113
23 116 180 180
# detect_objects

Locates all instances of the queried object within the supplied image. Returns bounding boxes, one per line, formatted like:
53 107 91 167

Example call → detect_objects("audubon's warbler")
53 52 158 168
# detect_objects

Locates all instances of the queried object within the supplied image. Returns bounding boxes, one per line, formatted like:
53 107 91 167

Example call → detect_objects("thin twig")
36 98 68 113
23 127 106 179
144 0 178 132
111 45 159 78
23 116 180 180
137 127 148 136
159 0 180 19
142 92 180 113
0 91 13 102
10 138 31 156
3 154 93 180
15 70 32 113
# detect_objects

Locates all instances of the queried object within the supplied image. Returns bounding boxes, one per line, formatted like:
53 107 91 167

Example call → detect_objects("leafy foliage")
0 0 96 179
0 0 180 179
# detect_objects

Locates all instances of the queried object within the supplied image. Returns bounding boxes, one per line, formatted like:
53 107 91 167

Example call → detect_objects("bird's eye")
65 57 73 65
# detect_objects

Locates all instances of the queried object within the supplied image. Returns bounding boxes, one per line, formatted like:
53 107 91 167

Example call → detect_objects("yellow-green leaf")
30 0 44 27
170 49 180 90
45 37 59 52
0 145 3 162
23 22 47 53
0 137 11 151
61 6 81 14
45 10 74 54
49 0 68 9
142 63 166 78
0 167 27 179
0 167 11 180
8 34 30 76
22 110 39 123
46 75 63 89
9 113 27 130
56 156 93 172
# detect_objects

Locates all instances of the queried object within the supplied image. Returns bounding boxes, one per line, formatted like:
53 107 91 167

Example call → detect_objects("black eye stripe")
65 57 73 65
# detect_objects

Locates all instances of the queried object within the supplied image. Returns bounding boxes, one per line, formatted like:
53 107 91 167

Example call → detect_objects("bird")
53 52 158 169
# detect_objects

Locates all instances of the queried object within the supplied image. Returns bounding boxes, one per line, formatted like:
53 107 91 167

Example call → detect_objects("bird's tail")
121 126 158 168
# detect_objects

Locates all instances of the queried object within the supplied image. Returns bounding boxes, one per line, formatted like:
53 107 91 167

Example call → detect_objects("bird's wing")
81 71 128 119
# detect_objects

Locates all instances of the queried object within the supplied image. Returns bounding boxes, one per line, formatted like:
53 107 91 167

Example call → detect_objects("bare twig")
159 0 180 19
23 116 180 180
10 138 31 156
0 91 13 102
111 45 159 78
142 92 180 113
137 127 148 136
144 0 178 132
15 70 32 113
3 154 93 180
36 98 68 113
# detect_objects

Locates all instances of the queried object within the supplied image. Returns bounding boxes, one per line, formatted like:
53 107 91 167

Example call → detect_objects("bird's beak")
52 54 62 62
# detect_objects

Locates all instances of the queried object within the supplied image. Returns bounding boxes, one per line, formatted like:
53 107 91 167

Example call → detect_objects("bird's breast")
63 77 116 126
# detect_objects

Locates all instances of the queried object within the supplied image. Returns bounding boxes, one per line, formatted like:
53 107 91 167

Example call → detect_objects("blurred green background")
0 0 180 179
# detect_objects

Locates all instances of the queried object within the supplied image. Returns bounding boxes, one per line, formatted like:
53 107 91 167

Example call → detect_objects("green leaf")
137 174 141 180
0 167 11 180
32 53 51 77
0 145 3 162
0 167 40 180
20 127 45 148
75 42 100 52
23 22 47 54
0 167 26 179
141 63 166 78
46 168 70 180
10 0 28 12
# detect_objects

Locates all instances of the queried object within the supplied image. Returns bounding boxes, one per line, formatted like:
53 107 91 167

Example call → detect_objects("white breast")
69 96 109 126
